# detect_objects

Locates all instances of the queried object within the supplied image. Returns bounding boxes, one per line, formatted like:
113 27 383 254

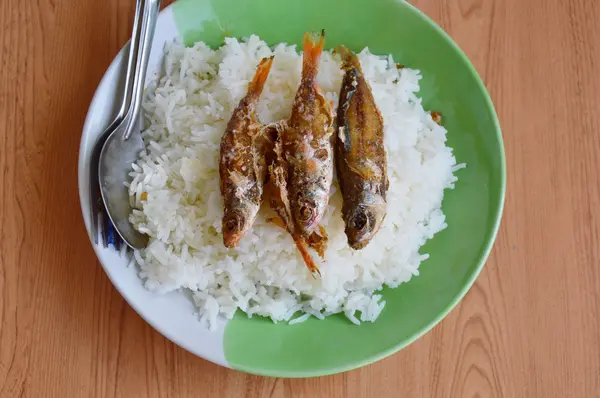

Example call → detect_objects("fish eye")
299 205 313 222
353 210 375 232
353 212 368 230
224 214 244 232
225 220 235 231
225 218 237 232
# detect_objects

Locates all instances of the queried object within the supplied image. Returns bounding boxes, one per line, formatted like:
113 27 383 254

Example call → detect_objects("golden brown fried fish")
267 129 322 276
219 56 275 248
335 46 388 250
282 30 335 237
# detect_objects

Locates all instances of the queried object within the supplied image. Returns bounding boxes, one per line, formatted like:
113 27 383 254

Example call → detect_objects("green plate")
171 0 505 377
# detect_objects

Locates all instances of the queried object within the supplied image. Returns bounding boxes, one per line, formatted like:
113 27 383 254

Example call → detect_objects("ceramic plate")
79 0 505 377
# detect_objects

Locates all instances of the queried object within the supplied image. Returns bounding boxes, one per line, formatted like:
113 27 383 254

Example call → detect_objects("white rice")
128 35 462 330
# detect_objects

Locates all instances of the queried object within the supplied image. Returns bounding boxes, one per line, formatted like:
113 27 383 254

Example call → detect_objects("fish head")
294 199 319 236
294 195 329 236
345 203 386 250
222 204 255 248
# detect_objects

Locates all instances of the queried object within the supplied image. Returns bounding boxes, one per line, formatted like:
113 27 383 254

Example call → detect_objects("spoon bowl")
98 117 148 249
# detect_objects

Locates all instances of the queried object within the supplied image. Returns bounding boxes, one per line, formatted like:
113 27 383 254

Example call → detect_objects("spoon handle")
116 0 145 122
123 0 161 140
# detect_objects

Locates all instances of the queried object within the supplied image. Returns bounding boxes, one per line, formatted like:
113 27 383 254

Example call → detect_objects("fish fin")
247 56 274 97
254 122 282 172
268 150 294 231
293 234 321 277
307 225 328 258
302 30 325 70
345 160 379 180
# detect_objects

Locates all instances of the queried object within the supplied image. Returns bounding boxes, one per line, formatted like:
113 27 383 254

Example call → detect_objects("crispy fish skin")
335 46 388 250
219 56 274 248
283 30 335 237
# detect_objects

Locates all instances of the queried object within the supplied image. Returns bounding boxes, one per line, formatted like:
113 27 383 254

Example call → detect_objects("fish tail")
302 30 325 73
335 45 359 70
247 56 274 97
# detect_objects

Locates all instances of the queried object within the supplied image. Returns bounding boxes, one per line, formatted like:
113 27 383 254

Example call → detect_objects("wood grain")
1 0 599 396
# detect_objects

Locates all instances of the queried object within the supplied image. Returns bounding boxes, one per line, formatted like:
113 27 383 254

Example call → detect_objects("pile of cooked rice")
127 35 463 329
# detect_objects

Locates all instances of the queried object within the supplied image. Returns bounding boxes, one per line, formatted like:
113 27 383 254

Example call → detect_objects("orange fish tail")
247 56 274 97
302 30 325 73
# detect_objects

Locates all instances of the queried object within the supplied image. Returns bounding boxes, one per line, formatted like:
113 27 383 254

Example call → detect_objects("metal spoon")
90 0 144 245
98 0 160 249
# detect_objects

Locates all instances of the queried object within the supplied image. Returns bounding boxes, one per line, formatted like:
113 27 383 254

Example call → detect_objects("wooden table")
1 0 599 396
